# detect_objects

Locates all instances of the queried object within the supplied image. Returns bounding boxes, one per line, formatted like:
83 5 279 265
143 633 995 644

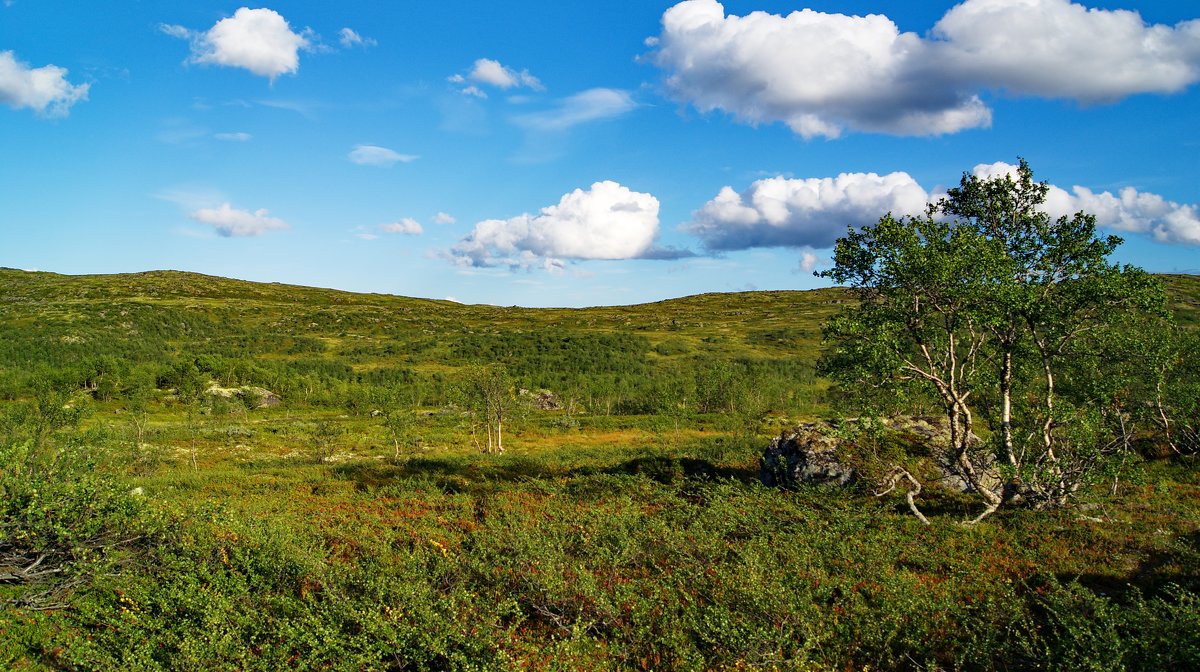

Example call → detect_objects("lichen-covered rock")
206 384 281 408
883 415 1001 495
759 416 1003 496
759 423 857 489
518 388 564 411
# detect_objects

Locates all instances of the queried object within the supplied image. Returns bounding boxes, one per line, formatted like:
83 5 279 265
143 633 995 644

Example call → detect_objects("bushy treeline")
0 299 825 423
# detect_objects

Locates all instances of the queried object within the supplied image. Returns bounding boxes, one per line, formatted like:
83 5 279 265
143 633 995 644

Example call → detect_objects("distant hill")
1 268 1196 416
0 269 852 414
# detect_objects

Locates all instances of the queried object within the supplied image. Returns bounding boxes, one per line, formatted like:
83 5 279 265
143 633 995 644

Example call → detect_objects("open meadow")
1 268 1198 670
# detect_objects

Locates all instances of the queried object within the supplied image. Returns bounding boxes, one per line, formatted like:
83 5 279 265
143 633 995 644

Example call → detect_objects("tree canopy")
820 159 1167 522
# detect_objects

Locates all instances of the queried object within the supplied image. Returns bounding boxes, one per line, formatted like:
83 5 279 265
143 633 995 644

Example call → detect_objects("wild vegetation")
820 161 1178 523
1 183 1198 669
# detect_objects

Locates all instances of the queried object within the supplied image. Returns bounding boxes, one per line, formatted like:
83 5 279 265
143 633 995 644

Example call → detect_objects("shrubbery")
5 431 1198 670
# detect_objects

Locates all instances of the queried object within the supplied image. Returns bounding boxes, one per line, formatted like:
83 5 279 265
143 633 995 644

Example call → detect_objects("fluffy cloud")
933 0 1200 102
380 218 423 235
433 212 457 225
348 144 418 166
1068 188 1200 245
970 162 1200 245
648 0 1200 138
469 58 542 90
687 163 1200 251
338 28 376 49
797 251 823 275
0 50 89 116
686 172 930 249
449 181 664 268
189 203 290 237
449 58 542 97
514 88 637 131
163 8 309 80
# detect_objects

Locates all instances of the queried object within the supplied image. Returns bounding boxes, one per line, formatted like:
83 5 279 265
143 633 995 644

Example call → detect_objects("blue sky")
2 0 1198 307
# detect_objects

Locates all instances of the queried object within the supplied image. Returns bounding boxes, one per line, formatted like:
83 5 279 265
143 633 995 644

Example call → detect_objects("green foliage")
0 412 1196 669
453 364 523 454
0 269 834 420
1 266 1199 669
0 427 151 613
307 419 344 463
821 159 1173 517
1015 579 1200 671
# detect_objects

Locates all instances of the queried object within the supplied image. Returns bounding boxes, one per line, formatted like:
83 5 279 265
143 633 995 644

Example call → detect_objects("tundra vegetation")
820 161 1169 523
1 167 1198 669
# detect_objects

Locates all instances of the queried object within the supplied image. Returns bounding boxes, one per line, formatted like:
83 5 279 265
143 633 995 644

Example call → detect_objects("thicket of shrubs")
3 422 1198 670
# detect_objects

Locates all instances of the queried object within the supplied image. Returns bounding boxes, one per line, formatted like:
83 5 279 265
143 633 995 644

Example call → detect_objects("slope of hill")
1 269 1198 670
0 268 849 417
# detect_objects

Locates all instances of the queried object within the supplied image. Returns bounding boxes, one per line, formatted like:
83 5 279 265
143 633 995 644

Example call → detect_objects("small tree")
123 376 155 449
376 385 424 460
455 365 517 454
26 376 88 452
1104 316 1200 457
821 211 1007 522
820 160 1165 521
940 160 1164 507
308 418 343 463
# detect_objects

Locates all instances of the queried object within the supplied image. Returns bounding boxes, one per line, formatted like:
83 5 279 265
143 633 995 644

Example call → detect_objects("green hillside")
2 269 1198 671
0 268 848 421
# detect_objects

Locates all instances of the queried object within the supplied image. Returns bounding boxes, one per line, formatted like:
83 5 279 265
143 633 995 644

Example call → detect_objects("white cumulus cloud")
449 181 667 269
970 162 1200 246
189 203 290 237
164 8 310 80
433 212 457 225
648 0 1200 138
450 58 542 97
380 218 423 235
688 163 1200 251
686 172 930 249
348 144 418 166
0 50 89 117
933 0 1200 102
470 58 542 90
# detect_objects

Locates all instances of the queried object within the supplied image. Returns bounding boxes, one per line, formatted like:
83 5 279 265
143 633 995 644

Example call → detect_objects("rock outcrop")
759 416 1002 495
759 423 857 489
519 388 564 411
206 384 281 408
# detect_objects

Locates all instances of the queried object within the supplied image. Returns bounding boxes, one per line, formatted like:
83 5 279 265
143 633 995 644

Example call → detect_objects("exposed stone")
759 423 857 489
882 416 1001 495
519 388 563 411
206 384 281 409
760 415 1003 496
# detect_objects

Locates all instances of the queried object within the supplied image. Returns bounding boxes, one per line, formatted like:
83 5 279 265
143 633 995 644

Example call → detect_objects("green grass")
1 268 1199 670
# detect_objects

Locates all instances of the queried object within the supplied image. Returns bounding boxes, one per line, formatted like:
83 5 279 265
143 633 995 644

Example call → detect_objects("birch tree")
820 211 1008 522
456 365 517 454
940 160 1163 507
820 160 1165 521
